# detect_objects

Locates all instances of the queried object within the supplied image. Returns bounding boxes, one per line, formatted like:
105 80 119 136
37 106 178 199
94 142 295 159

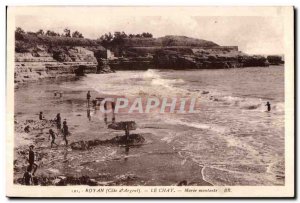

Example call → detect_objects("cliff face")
105 35 279 70
14 43 113 84
152 49 270 69
108 47 271 70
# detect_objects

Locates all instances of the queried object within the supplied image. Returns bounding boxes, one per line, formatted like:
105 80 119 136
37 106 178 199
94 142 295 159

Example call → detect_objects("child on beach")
39 112 44 120
49 129 59 148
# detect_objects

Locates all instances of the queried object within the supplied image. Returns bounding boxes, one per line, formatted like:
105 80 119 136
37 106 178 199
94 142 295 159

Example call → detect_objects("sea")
15 66 285 186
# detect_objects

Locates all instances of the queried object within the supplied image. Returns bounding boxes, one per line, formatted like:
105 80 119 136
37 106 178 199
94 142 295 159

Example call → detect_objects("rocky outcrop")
97 59 115 73
107 42 273 71
15 173 140 186
109 57 154 70
15 46 101 84
70 134 145 150
152 49 268 69
93 49 114 73
267 55 284 65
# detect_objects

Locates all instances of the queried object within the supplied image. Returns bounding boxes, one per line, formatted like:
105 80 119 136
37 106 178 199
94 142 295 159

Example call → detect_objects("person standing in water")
265 101 271 112
87 91 91 107
49 129 58 148
87 109 91 121
63 119 67 126
39 112 44 120
62 122 69 146
55 113 61 129
28 145 38 175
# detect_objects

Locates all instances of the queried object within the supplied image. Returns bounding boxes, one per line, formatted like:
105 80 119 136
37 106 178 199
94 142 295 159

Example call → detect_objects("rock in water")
108 121 137 131
70 134 145 150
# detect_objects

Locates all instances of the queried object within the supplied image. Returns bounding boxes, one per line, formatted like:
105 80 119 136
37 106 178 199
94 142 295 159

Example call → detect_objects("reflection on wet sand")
87 109 91 121
124 145 130 162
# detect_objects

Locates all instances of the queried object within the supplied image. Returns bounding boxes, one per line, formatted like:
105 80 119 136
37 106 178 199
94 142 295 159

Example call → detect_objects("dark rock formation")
108 121 137 131
15 173 140 186
96 59 114 73
70 134 145 150
267 55 284 65
109 57 154 70
93 48 114 73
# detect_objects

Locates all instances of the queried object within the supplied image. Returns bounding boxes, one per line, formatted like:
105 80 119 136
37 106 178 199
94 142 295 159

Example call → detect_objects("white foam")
79 70 189 98
162 117 228 134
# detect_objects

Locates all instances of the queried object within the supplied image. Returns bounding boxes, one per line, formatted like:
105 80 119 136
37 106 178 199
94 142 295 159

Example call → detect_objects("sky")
14 7 284 55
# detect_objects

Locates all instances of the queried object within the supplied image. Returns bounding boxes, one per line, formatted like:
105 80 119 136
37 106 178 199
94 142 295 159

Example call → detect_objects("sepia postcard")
6 6 294 198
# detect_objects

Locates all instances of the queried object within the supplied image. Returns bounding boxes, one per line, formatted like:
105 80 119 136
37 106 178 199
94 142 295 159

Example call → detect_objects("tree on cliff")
141 32 153 38
45 30 60 37
72 31 84 38
98 32 113 48
26 31 37 36
15 27 25 40
267 55 284 65
111 31 127 46
36 29 44 35
64 28 71 37
127 33 153 38
15 27 25 34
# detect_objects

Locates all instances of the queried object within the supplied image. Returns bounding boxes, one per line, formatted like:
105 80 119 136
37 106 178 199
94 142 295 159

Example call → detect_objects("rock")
70 141 85 150
177 180 188 186
97 181 114 186
88 179 98 186
52 178 62 185
88 140 95 147
57 176 67 181
97 59 114 73
202 91 209 94
70 134 145 150
108 121 137 131
94 140 101 145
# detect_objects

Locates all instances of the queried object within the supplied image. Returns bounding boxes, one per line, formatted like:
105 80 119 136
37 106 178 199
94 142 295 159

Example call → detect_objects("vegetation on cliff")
15 27 218 54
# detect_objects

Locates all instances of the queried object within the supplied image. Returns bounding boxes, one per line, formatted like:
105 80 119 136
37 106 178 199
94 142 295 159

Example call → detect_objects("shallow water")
15 66 284 186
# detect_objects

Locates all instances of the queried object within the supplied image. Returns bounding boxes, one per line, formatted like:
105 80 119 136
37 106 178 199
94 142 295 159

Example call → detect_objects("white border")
1 1 297 202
